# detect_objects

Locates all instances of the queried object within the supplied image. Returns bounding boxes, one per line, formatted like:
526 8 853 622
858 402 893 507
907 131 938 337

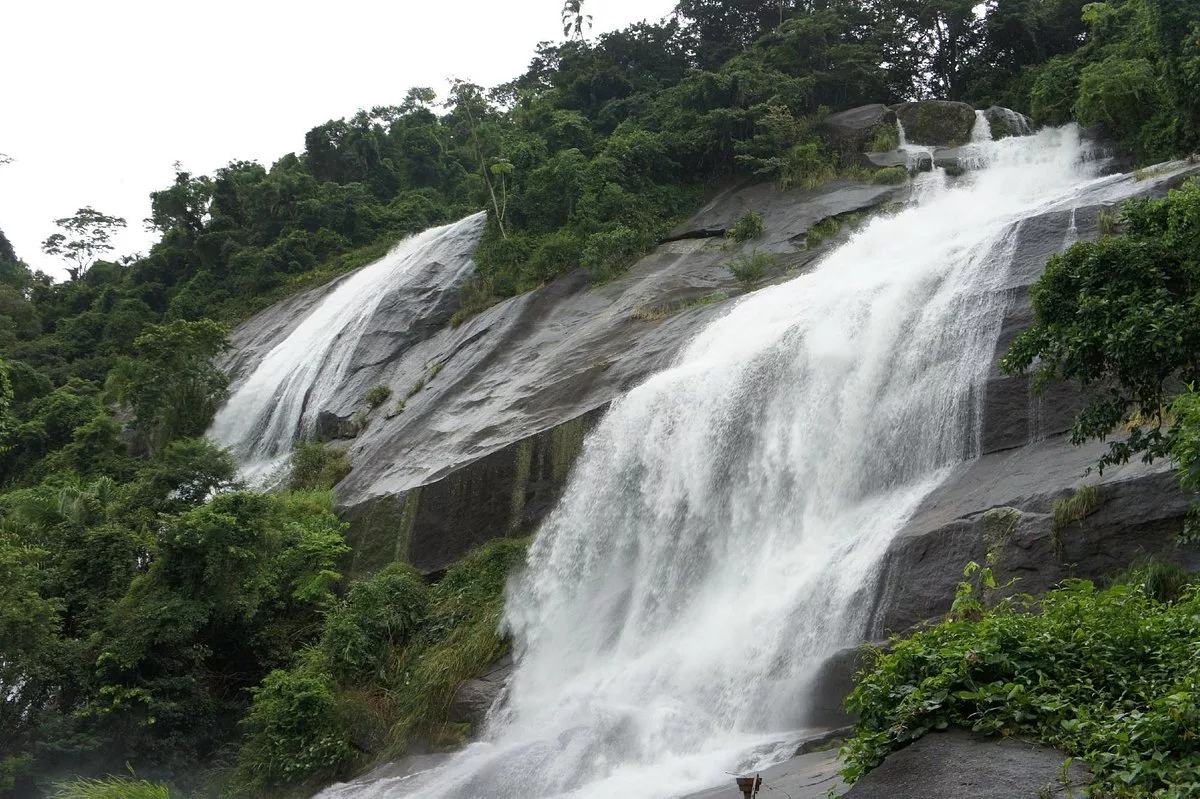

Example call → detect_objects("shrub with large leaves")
843 572 1200 798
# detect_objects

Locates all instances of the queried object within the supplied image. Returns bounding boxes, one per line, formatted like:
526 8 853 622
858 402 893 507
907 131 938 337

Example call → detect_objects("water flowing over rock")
985 106 1035 139
208 213 485 479
315 129 1132 799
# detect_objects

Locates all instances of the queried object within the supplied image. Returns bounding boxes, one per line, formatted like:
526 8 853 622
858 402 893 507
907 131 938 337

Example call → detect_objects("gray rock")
801 645 866 728
842 728 1091 798
448 654 514 731
893 100 977 146
869 436 1199 635
822 104 898 158
984 106 1035 139
685 749 844 799
865 151 908 168
226 176 901 576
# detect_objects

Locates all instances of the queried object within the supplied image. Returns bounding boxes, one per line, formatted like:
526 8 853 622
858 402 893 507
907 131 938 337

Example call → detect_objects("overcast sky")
1 0 678 278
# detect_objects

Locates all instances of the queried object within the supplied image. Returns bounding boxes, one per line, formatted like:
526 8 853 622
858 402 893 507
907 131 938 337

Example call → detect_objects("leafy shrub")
871 166 907 185
1111 557 1194 604
580 225 656 282
450 277 499 328
1074 57 1161 144
321 562 431 682
390 538 528 741
781 141 836 190
1170 387 1200 544
805 216 843 249
289 440 352 491
843 573 1200 797
866 124 900 152
236 653 355 793
1029 57 1080 126
525 229 585 284
364 384 392 408
727 210 766 242
727 249 774 287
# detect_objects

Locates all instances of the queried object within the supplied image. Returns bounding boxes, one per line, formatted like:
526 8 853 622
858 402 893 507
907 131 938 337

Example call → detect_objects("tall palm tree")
562 0 592 39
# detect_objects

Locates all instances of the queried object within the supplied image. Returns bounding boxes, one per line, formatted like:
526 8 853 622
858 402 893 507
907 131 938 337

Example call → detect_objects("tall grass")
54 777 171 799
1051 484 1100 531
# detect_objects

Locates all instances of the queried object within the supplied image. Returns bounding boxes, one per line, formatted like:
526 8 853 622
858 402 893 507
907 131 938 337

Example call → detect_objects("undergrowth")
630 291 729 320
843 563 1200 798
727 249 774 287
289 441 352 491
234 538 529 795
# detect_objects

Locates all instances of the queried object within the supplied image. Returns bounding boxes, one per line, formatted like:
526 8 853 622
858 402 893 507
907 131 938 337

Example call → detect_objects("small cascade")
1064 207 1079 247
895 118 937 181
992 106 1034 137
970 109 993 143
208 212 486 480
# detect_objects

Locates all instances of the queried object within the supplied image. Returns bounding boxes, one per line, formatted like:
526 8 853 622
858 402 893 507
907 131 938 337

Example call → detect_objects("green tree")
41 207 127 280
105 320 231 454
1001 178 1200 470
0 359 13 454
562 0 592 39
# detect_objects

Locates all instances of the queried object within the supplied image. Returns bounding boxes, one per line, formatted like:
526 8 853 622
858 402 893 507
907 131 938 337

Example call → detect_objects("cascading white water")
318 128 1127 799
970 109 993 142
208 213 485 478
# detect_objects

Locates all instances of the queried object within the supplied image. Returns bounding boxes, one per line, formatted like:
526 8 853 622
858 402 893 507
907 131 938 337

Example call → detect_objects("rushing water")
207 213 485 479
314 127 1124 799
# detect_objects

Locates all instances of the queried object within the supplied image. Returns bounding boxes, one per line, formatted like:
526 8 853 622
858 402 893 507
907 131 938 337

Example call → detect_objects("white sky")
0 0 678 279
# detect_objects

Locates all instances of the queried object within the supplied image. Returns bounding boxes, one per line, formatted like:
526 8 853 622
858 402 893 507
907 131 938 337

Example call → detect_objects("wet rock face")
842 728 1092 799
865 164 1200 636
893 100 977 146
448 654 514 732
227 177 906 576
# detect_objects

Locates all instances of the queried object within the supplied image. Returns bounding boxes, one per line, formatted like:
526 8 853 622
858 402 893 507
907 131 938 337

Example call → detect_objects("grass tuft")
53 776 172 799
1051 484 1100 531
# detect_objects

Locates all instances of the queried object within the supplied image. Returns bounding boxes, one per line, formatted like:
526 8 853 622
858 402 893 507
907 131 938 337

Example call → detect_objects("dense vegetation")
843 564 1200 797
3 0 1200 795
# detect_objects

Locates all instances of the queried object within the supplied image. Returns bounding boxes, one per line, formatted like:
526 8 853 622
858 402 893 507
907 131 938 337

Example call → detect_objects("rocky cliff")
223 101 1198 618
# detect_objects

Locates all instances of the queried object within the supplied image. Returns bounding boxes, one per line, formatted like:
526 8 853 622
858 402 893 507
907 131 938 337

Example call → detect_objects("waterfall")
208 212 485 479
318 128 1120 799
970 109 993 142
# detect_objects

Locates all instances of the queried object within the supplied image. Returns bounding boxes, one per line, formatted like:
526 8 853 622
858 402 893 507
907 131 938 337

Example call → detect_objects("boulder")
685 749 844 799
984 106 1035 139
894 100 977 146
822 104 898 159
447 654 514 731
869 437 1198 636
842 728 1091 798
